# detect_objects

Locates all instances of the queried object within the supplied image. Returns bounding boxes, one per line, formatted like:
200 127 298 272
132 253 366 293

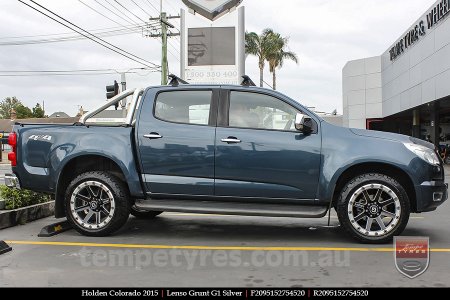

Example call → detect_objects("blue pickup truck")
5 80 448 243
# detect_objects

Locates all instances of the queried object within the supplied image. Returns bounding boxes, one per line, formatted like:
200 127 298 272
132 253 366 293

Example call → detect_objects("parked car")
5 80 448 243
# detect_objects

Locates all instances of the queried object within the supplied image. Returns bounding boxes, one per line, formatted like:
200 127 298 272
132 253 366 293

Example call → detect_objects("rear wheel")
65 171 130 236
337 173 410 244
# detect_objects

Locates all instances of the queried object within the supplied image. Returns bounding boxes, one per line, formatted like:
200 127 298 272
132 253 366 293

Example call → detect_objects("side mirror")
295 113 313 134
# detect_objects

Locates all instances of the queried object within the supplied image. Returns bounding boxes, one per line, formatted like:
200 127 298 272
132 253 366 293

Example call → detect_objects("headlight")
403 143 440 165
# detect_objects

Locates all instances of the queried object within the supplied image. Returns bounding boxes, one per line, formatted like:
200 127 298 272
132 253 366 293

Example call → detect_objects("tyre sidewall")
65 171 130 236
337 173 410 243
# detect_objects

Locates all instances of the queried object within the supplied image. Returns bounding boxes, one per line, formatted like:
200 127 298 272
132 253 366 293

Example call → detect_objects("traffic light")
106 80 119 100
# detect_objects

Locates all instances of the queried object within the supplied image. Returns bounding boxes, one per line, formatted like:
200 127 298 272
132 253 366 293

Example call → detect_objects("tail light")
8 132 17 167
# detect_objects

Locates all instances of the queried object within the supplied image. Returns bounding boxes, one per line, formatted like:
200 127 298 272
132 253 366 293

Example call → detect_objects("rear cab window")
154 90 213 126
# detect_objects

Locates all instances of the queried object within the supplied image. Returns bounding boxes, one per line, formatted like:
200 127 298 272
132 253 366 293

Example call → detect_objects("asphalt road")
0 167 449 287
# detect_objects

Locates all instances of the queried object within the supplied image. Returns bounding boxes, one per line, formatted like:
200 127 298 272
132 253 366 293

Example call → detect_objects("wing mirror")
295 113 313 134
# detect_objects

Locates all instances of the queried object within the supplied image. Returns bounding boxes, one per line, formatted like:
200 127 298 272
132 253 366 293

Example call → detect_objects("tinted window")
155 91 212 125
229 92 299 131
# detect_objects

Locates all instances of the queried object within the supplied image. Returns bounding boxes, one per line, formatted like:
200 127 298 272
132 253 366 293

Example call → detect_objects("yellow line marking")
5 241 450 252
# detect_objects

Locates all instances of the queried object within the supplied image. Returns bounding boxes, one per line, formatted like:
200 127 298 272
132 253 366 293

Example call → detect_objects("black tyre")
130 206 163 219
336 173 410 244
65 171 130 237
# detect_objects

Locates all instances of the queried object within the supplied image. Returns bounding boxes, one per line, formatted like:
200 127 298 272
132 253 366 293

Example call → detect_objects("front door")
137 88 218 197
215 90 322 201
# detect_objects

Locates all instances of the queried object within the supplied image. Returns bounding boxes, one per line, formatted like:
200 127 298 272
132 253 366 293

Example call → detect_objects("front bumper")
415 181 448 212
4 174 21 189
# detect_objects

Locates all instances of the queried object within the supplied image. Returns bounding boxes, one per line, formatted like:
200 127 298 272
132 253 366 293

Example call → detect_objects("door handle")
144 133 163 139
221 137 242 144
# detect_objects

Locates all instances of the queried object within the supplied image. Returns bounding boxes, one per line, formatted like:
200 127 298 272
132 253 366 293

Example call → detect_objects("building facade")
343 0 450 147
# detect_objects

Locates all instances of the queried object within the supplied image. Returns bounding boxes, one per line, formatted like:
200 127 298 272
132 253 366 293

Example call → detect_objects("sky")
0 0 438 117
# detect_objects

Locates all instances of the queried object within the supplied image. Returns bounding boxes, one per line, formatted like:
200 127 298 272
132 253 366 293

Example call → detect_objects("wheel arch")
54 154 131 218
331 162 417 212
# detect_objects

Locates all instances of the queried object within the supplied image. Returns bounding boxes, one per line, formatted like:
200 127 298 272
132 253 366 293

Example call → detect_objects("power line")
143 0 159 13
131 0 151 18
113 0 146 23
95 0 143 29
0 23 142 40
0 67 149 73
79 0 145 33
0 27 143 46
19 0 160 70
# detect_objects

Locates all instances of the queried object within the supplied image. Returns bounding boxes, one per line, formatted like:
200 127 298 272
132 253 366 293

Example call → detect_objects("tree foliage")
0 97 46 119
245 29 298 90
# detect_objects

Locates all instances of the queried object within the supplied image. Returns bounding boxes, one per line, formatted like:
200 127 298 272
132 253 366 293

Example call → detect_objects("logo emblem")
182 0 243 21
394 237 430 279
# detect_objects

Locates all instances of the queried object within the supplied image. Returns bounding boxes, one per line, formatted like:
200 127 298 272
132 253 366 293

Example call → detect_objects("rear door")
136 87 219 197
214 89 322 201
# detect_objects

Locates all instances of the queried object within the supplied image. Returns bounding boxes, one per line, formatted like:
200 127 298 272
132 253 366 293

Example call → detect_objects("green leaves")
0 185 50 210
245 29 298 89
0 97 46 119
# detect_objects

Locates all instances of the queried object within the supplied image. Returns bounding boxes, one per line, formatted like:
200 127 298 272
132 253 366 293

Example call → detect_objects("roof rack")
168 74 189 86
240 75 256 87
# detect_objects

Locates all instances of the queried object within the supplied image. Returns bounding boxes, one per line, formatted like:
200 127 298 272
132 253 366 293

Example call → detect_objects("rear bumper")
415 181 448 212
5 174 21 189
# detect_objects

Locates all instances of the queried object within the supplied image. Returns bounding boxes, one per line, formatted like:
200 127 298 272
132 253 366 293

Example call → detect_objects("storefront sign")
390 0 450 61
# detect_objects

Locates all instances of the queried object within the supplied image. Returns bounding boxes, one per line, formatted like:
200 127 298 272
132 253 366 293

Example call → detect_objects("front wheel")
337 173 410 244
65 171 130 236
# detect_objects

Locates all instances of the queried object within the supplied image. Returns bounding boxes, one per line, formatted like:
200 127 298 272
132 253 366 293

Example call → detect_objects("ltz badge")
182 0 243 20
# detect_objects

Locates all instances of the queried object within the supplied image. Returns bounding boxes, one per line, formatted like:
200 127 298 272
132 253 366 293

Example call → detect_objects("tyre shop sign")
389 0 450 61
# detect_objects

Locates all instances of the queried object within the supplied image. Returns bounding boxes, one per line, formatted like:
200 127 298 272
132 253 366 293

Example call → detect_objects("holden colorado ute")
5 78 448 243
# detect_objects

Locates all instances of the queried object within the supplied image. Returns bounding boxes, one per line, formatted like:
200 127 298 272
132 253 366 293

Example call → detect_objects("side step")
134 199 328 218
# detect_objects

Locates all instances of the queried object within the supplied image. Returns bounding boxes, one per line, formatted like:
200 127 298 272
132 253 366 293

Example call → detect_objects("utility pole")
146 1 180 85
161 12 168 85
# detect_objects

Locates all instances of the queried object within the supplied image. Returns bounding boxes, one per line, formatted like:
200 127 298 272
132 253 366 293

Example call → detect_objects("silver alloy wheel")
348 183 401 237
69 181 116 230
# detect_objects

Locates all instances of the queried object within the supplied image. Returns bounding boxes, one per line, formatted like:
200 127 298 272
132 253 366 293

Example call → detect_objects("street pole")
120 73 127 92
161 12 168 85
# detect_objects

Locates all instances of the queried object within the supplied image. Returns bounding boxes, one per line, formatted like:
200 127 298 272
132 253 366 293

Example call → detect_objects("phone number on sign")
186 71 238 79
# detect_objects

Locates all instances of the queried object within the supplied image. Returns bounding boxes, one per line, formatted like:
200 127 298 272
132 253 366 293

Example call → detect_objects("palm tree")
245 29 278 87
267 34 298 90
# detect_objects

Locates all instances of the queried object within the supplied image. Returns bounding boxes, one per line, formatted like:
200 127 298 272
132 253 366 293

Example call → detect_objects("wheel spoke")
87 186 98 198
365 218 373 231
381 210 396 219
375 216 386 230
101 207 110 216
379 198 395 206
362 190 371 202
373 188 382 202
76 194 90 202
75 205 90 212
83 210 95 223
96 212 102 225
354 212 366 222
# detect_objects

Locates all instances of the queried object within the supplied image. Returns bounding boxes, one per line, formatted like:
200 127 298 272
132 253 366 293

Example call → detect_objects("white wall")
381 0 450 117
343 0 450 128
342 56 382 129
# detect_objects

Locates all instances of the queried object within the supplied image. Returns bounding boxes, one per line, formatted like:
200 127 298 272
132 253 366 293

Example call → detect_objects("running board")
134 199 328 218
